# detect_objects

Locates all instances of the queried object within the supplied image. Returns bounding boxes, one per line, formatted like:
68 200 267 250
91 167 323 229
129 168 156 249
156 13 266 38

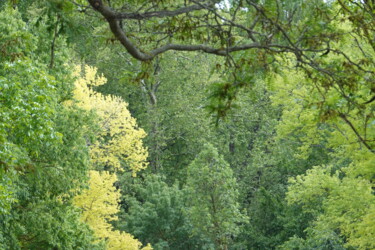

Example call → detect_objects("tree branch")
116 4 205 20
338 113 374 153
87 0 294 61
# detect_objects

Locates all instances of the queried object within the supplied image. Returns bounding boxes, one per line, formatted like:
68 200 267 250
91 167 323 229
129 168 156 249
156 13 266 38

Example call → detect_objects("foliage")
286 165 375 250
71 65 151 249
74 171 151 250
2 1 374 249
70 65 148 175
270 20 375 248
0 6 35 61
119 174 203 250
0 6 101 249
185 143 246 250
74 171 120 238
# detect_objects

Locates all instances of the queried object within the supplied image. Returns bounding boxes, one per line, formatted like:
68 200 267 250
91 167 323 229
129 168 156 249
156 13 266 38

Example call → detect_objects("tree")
84 0 334 61
185 143 246 250
71 64 151 249
0 6 101 249
119 174 203 250
133 53 217 180
3 1 374 248
0 7 53 214
71 0 375 151
285 165 375 249
269 23 375 248
74 171 151 250
70 65 148 175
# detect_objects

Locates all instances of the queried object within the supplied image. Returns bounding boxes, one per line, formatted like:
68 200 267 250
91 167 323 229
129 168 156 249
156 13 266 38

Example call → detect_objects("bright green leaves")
0 6 36 61
287 166 340 214
275 52 375 247
0 170 17 215
287 165 375 249
266 9 375 247
0 7 62 214
0 59 61 172
0 7 101 248
0 7 61 171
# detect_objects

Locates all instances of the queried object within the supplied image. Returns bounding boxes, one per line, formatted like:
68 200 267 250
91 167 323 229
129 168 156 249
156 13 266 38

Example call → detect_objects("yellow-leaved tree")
69 65 151 250
72 65 148 175
74 171 151 250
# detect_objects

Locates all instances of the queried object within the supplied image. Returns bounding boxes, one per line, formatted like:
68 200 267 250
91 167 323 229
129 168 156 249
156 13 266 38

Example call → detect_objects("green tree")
119 174 203 250
269 18 375 248
81 0 374 143
185 143 246 250
0 6 101 249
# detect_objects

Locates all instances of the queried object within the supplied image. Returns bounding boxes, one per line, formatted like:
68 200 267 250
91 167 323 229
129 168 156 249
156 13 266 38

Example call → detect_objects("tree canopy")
81 0 374 153
0 1 374 249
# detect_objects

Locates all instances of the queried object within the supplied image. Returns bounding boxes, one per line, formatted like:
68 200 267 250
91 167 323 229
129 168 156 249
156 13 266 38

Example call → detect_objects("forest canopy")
84 0 374 150
0 0 374 249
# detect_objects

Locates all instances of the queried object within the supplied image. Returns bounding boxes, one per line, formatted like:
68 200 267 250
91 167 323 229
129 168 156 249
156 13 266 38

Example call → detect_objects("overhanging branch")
87 0 293 61
116 4 205 20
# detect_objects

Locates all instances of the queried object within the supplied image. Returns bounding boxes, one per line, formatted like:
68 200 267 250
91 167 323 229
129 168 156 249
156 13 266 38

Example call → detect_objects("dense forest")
0 0 374 249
